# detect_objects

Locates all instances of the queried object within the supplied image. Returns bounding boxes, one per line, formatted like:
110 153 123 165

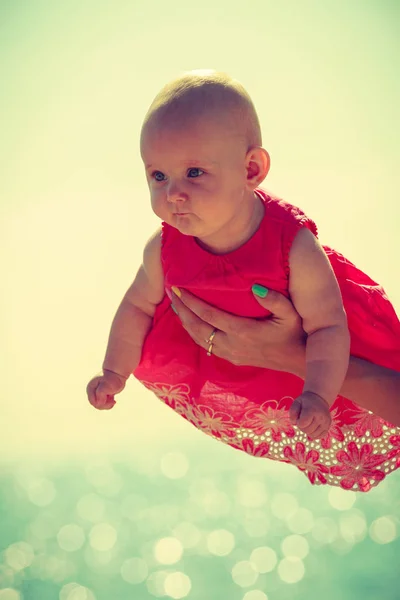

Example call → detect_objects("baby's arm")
288 228 350 435
102 227 165 379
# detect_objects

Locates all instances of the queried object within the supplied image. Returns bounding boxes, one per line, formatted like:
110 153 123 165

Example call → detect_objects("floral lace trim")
141 381 400 493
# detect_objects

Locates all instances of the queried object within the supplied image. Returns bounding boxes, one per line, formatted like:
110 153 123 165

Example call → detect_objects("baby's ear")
245 147 270 188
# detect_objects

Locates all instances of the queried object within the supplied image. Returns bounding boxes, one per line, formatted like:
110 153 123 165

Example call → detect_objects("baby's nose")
166 181 187 202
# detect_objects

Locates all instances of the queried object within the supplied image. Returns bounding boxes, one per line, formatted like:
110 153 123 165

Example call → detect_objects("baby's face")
141 117 253 242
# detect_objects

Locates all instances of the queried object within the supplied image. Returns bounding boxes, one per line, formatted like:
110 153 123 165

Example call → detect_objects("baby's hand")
86 370 127 410
289 391 331 440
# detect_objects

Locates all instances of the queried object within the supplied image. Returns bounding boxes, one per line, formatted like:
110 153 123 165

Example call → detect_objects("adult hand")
170 285 306 373
171 285 400 427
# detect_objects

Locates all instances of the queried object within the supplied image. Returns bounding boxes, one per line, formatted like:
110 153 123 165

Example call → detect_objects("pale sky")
2 0 399 459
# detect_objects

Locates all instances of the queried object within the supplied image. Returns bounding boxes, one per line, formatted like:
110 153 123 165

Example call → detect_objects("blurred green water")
1 444 399 600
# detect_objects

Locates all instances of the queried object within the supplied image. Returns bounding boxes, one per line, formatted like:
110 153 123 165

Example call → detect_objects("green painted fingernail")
171 304 178 314
252 284 269 298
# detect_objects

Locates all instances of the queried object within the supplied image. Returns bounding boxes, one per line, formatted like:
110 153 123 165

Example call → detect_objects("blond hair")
141 70 262 148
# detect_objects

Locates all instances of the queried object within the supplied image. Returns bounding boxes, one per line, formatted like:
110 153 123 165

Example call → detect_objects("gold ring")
206 328 217 356
206 328 217 344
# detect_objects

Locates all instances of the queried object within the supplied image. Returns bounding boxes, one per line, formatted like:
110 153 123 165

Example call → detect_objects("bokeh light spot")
137 505 180 535
189 478 216 499
369 516 397 544
14 464 43 490
231 561 259 587
339 511 367 544
57 524 85 552
281 535 309 559
120 493 148 521
277 557 305 584
85 460 122 496
30 554 75 583
84 546 113 573
29 513 59 541
120 557 148 584
59 583 96 600
328 487 356 511
89 523 117 551
202 491 231 517
76 494 105 523
163 571 192 599
160 452 189 479
0 589 21 600
172 522 202 549
250 546 277 573
243 510 269 538
243 591 268 600
237 479 267 508
5 542 34 571
286 508 314 534
146 570 169 598
27 478 56 507
0 564 14 588
331 538 354 555
207 529 235 556
312 517 338 545
271 493 298 519
154 537 183 565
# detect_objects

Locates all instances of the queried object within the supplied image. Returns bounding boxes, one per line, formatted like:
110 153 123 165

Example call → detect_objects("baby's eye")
187 168 204 178
152 171 166 182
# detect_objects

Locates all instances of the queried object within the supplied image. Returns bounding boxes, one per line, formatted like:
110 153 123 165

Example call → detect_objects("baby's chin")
169 213 200 235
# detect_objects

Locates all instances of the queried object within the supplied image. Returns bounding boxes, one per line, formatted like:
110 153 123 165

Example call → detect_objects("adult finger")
171 286 251 335
171 293 225 349
252 286 300 323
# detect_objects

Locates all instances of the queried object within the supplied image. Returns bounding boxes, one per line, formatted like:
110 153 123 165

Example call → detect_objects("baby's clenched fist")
289 391 331 440
86 369 128 410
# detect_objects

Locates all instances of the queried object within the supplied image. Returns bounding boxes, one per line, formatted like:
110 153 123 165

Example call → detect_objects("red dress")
133 188 400 492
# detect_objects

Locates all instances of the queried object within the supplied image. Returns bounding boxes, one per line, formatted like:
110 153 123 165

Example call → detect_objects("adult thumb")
251 285 294 319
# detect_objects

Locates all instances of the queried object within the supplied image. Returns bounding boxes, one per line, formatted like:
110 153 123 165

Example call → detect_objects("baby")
87 70 349 440
86 71 400 491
